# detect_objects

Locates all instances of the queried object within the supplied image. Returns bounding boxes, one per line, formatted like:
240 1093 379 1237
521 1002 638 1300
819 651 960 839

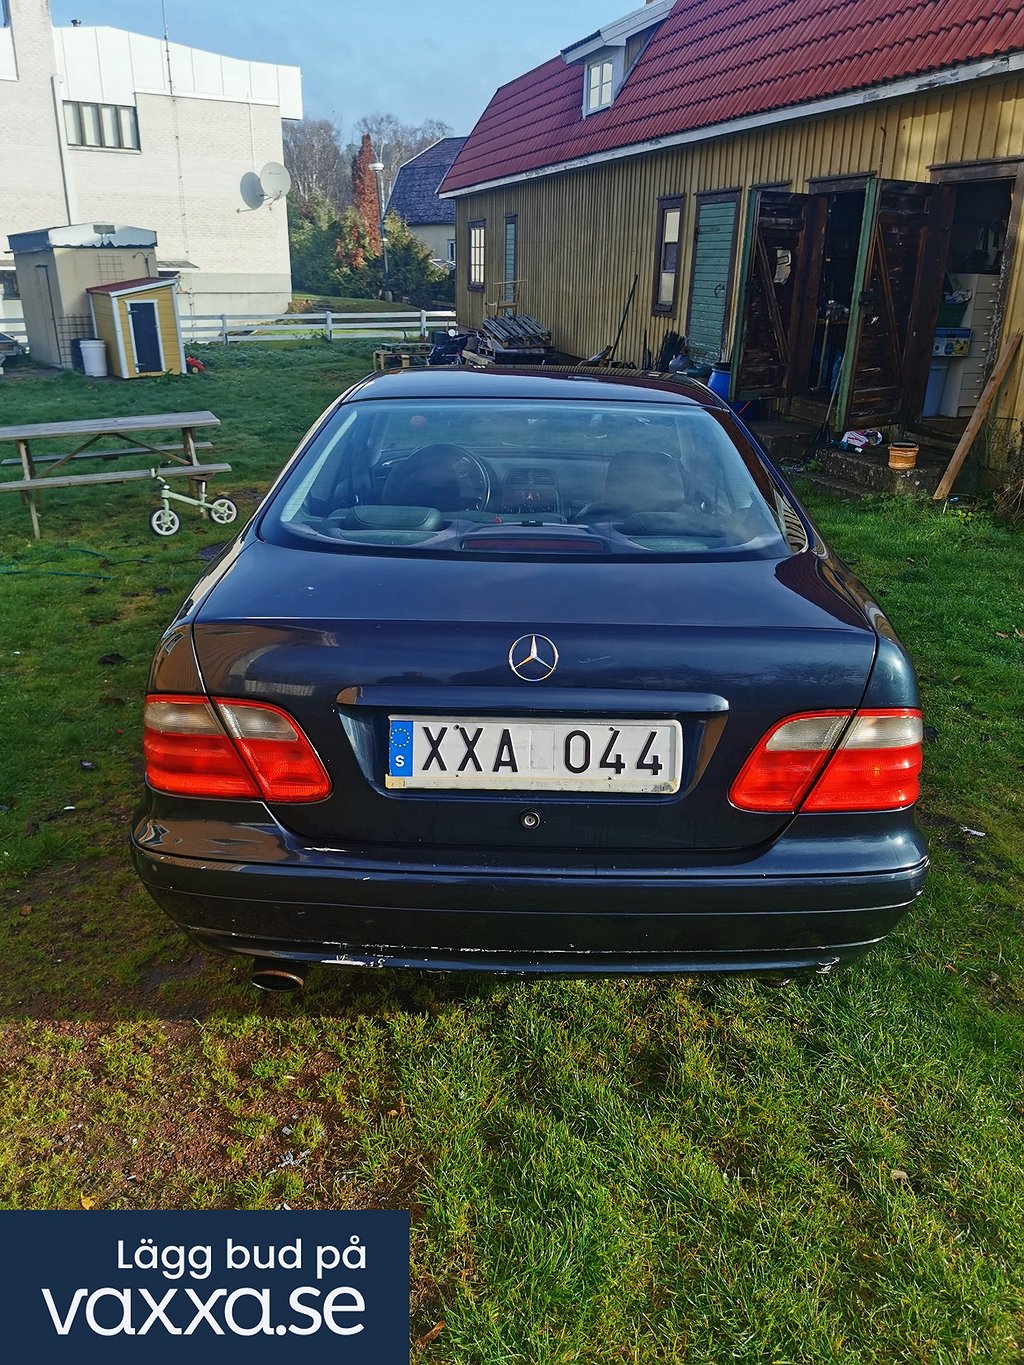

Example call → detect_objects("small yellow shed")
87 277 185 378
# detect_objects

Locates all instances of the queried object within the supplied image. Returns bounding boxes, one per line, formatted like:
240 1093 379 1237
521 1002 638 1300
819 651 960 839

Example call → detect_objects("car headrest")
604 450 685 509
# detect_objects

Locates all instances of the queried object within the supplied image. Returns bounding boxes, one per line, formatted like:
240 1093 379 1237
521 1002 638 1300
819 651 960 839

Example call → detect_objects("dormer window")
587 59 614 112
563 0 674 117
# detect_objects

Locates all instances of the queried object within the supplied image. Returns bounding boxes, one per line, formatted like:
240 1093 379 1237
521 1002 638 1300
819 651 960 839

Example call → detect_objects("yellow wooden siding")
455 74 1024 432
89 294 122 376
115 287 183 377
154 287 183 375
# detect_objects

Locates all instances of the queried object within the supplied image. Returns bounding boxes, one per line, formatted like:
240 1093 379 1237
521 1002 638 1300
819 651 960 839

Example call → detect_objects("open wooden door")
732 190 812 400
836 180 955 429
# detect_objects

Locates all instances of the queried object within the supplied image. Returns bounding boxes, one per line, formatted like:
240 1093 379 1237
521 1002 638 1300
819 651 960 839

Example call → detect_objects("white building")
0 0 302 324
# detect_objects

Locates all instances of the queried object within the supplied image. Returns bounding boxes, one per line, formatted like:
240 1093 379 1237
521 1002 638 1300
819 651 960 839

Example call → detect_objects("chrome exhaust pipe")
250 960 306 992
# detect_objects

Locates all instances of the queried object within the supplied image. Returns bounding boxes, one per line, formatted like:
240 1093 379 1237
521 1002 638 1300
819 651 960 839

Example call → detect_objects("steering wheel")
383 443 492 511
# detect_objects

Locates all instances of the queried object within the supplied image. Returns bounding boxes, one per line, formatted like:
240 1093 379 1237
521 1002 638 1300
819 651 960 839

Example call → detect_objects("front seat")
603 450 685 510
382 444 467 510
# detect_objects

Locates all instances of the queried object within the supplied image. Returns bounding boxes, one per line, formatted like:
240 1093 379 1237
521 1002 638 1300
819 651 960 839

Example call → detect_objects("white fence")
0 308 458 350
182 309 457 345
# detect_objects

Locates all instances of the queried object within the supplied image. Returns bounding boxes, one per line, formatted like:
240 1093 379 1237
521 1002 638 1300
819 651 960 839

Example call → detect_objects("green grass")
291 291 422 314
1 352 1023 1361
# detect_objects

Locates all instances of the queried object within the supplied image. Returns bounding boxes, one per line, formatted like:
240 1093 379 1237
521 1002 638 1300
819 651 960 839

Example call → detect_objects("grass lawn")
291 292 422 314
1 345 1023 1361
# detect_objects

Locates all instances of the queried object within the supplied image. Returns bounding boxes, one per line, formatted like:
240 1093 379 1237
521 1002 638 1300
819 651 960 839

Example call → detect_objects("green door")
686 193 739 364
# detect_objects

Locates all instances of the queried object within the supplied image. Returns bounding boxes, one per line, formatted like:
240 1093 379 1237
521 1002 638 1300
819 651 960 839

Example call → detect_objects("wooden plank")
0 411 219 442
0 462 231 494
932 331 1022 501
0 441 212 469
16 437 39 539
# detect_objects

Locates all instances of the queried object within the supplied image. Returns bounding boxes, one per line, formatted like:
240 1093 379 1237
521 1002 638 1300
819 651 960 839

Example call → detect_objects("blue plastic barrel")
706 363 731 400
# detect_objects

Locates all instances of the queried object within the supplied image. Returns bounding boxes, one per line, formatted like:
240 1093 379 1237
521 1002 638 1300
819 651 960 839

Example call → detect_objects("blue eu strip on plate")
389 719 414 778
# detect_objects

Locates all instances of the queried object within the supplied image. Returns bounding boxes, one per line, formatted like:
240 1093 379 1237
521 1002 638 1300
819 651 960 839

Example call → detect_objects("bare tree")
354 113 453 198
282 119 351 211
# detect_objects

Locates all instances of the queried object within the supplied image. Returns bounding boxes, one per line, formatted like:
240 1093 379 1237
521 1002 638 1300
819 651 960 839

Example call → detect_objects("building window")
63 101 140 151
652 196 684 314
447 238 456 266
587 59 613 111
0 271 18 300
468 220 485 291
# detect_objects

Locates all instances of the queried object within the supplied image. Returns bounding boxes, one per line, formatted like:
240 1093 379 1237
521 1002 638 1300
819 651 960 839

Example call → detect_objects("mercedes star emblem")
508 633 559 682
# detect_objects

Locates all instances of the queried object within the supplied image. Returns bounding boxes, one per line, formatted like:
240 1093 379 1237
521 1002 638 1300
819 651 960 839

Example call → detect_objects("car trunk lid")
192 543 877 853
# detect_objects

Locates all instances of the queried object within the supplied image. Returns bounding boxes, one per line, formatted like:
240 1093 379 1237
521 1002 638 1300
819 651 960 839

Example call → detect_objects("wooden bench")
0 410 226 538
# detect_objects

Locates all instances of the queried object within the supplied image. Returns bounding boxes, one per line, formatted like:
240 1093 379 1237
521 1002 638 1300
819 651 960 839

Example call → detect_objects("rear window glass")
261 398 791 559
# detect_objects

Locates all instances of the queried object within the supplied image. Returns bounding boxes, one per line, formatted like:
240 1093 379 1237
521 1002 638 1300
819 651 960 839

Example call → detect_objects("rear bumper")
131 819 928 976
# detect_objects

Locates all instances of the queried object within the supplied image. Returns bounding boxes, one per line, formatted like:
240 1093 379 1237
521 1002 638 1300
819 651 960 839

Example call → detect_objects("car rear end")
131 372 927 978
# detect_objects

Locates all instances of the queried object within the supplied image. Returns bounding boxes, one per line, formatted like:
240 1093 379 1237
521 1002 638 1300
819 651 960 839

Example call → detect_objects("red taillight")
143 695 331 802
729 709 922 813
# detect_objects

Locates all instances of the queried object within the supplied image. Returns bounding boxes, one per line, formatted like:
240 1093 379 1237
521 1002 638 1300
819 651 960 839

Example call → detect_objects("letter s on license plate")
386 716 682 793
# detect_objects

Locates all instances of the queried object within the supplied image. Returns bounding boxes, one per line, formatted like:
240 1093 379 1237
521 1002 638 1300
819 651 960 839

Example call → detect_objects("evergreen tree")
287 191 343 295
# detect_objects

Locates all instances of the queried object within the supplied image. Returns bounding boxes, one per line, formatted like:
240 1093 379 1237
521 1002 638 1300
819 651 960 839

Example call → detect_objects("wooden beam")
16 437 39 539
932 331 1022 501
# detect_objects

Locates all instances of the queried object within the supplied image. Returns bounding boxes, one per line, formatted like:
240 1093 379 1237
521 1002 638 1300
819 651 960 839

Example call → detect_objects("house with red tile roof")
441 0 1024 468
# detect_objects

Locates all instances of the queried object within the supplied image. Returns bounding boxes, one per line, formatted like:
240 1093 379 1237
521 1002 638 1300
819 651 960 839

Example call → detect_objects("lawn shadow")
1 852 505 1023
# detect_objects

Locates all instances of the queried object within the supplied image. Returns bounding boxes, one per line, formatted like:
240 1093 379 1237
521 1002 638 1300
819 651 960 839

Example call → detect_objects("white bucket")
79 338 108 378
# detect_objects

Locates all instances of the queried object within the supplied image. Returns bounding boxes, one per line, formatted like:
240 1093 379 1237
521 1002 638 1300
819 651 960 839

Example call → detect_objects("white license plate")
386 716 682 793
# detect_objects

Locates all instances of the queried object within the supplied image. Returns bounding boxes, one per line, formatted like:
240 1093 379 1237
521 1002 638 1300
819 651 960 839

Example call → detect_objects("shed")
7 224 160 369
87 278 185 378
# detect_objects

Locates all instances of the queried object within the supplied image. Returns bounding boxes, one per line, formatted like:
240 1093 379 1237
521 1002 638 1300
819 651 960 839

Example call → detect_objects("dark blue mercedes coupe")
131 369 927 989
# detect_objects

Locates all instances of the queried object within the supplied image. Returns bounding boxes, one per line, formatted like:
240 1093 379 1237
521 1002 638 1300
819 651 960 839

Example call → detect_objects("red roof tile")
442 0 1024 193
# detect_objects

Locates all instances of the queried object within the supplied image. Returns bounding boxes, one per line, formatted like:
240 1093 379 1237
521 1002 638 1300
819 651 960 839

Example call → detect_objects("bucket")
79 338 108 378
887 441 919 470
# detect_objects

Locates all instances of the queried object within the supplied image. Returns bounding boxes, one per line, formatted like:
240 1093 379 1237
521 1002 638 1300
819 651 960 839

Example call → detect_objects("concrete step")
820 446 944 496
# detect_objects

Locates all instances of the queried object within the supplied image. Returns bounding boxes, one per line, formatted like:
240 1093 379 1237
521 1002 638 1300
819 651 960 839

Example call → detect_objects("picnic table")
0 410 229 538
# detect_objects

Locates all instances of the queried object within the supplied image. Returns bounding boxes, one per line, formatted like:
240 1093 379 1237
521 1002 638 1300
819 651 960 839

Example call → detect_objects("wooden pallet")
373 348 431 371
481 313 551 354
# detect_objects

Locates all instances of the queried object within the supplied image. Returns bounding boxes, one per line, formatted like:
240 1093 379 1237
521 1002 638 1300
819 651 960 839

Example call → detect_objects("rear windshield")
261 398 792 559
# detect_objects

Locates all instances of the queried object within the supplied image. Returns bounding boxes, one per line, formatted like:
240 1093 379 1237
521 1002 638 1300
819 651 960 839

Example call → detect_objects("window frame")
586 58 614 112
62 100 140 151
467 219 485 292
651 195 685 316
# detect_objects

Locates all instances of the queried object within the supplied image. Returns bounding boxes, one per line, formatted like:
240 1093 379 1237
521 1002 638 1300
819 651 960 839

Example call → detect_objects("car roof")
345 367 728 408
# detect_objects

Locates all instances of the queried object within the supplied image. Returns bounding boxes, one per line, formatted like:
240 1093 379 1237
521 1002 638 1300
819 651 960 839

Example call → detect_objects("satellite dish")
259 163 292 203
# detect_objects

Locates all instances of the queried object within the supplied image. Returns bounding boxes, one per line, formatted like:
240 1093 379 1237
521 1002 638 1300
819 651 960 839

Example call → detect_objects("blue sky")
48 1 610 136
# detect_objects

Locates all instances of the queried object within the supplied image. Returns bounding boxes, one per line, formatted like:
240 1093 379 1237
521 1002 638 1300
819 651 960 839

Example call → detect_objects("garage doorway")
918 164 1020 428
